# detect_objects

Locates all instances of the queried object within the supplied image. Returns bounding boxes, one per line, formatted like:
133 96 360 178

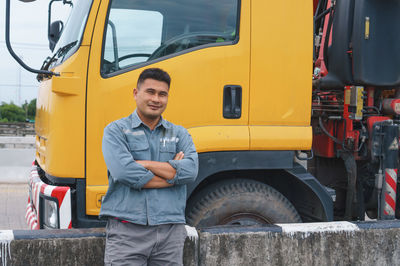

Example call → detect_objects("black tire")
186 179 302 228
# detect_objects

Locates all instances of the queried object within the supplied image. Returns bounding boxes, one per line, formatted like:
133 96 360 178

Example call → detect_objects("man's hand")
174 151 184 160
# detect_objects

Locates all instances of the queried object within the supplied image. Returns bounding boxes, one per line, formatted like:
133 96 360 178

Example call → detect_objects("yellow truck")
6 0 336 229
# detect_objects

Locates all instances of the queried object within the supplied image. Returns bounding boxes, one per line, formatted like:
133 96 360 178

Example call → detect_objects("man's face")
134 78 169 121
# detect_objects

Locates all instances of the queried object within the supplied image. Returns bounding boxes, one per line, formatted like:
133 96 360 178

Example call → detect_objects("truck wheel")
186 179 301 228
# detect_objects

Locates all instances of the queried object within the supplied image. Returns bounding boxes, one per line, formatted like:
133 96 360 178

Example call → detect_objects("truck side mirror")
49 20 64 52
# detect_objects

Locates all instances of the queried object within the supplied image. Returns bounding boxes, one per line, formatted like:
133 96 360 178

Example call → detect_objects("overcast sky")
0 0 70 106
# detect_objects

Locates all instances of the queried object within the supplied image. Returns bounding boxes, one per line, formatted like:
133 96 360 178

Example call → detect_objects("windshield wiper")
37 41 78 81
56 40 78 58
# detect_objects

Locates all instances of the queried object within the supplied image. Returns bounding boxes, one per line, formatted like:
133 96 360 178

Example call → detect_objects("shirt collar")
131 109 170 129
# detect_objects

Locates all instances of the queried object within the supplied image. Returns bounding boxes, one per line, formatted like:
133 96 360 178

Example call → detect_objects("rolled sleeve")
102 122 154 190
167 127 199 185
166 159 180 184
135 170 156 189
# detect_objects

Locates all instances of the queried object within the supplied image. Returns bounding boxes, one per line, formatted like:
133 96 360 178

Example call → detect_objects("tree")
27 99 36 121
0 102 26 122
22 100 28 120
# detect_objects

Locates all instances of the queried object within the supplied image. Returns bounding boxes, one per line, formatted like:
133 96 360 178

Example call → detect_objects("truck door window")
102 9 163 73
101 0 239 76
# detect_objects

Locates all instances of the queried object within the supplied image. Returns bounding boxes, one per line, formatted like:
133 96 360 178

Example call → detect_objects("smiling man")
100 68 199 266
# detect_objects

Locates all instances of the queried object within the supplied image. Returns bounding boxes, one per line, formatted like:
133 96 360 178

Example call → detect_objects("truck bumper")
25 162 72 229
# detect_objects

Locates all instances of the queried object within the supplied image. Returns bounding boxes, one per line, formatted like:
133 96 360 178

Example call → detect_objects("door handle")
223 85 242 119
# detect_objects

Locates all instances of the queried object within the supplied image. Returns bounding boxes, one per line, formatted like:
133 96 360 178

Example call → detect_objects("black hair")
137 68 171 88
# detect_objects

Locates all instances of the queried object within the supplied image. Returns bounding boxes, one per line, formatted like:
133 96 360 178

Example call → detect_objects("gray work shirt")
99 110 199 225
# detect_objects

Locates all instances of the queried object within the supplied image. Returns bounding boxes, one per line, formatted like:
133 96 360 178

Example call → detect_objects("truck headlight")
40 196 59 229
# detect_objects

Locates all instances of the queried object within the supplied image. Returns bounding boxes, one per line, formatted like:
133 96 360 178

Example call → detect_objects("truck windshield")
101 0 238 75
51 0 93 64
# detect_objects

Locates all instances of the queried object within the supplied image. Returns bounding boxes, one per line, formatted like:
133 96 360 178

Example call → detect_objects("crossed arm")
137 151 184 188
103 123 198 190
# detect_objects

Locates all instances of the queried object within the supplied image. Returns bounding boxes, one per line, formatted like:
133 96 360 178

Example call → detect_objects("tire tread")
186 179 301 227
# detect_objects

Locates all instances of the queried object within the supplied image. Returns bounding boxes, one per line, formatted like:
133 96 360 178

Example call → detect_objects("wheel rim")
220 212 272 226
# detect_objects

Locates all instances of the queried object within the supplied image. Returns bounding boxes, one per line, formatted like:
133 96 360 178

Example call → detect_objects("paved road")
0 142 35 230
0 184 29 230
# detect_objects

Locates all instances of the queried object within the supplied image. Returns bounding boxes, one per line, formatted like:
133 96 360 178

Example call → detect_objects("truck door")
249 1 313 151
85 0 250 216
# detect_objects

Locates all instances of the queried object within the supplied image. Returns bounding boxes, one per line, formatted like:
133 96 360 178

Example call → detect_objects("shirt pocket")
127 137 150 160
159 142 176 162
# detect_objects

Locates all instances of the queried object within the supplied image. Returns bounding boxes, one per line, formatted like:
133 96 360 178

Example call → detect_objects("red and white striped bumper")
25 162 72 229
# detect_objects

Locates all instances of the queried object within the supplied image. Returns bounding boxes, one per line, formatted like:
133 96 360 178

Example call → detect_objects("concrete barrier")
0 123 35 137
2 229 106 266
199 221 400 265
0 226 198 266
0 137 35 149
1 221 400 266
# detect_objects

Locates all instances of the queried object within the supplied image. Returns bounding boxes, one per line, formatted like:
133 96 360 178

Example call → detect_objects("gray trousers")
104 219 187 266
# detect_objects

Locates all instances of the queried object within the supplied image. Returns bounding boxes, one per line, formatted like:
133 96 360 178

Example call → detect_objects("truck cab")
7 0 333 229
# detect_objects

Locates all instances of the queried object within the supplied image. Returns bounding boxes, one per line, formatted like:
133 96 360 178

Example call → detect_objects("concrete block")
2 221 400 266
9 237 105 266
198 221 400 266
184 225 199 266
0 226 198 266
2 229 106 266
